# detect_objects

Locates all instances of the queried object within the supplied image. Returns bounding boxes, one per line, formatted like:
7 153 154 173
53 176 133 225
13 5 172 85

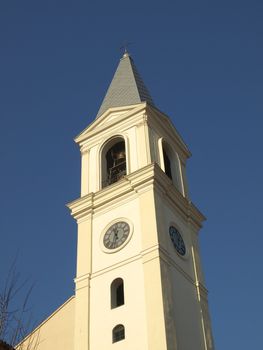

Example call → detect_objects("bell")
111 150 126 165
115 151 126 161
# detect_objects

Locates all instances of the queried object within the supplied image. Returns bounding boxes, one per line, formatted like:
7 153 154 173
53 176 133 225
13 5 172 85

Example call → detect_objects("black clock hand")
113 229 118 248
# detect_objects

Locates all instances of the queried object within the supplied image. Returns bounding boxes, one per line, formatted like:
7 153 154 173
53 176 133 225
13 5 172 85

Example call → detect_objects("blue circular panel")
169 226 186 256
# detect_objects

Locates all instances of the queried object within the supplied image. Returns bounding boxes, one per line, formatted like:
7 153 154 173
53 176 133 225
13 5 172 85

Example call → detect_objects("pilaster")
80 149 90 197
73 210 93 350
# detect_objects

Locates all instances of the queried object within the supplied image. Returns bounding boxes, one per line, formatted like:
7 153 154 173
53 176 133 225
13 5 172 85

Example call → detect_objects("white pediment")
75 103 146 143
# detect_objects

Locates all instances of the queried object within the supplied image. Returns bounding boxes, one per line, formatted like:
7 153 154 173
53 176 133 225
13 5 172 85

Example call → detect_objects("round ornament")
169 226 186 256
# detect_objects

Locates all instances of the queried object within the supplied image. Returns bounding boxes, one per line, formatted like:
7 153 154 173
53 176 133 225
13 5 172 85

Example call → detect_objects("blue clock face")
169 226 186 256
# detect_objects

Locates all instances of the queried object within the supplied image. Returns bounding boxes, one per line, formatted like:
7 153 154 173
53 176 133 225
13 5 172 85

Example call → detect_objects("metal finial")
120 41 132 57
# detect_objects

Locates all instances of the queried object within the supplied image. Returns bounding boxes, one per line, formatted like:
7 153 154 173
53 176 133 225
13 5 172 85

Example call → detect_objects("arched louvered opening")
111 278 124 309
101 137 126 188
162 141 174 181
162 140 183 193
163 147 172 180
112 324 125 343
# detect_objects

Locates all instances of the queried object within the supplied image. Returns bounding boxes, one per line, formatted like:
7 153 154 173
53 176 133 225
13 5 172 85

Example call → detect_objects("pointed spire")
96 53 155 118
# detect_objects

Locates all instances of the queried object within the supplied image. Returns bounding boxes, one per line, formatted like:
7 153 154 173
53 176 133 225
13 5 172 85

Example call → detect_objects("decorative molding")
80 147 90 155
91 253 142 279
146 104 191 160
67 163 205 229
75 103 147 145
74 273 91 291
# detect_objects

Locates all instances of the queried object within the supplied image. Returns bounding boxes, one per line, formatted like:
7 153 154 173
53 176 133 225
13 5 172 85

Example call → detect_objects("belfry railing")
103 161 126 187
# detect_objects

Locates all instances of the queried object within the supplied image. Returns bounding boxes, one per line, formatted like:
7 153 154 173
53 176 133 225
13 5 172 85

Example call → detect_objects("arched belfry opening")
161 140 184 193
101 137 127 188
163 147 173 180
162 141 173 180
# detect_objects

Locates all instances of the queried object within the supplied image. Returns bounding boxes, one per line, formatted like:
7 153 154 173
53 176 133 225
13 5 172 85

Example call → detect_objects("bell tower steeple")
67 53 214 350
96 51 155 118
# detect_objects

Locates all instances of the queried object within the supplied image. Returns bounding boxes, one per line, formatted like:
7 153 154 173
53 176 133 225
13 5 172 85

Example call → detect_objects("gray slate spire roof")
96 52 155 118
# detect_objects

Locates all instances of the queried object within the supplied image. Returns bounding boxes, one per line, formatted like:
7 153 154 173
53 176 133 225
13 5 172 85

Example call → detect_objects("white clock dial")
103 221 130 250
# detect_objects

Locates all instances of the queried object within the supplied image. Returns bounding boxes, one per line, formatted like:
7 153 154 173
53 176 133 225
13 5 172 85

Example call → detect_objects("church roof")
96 52 155 118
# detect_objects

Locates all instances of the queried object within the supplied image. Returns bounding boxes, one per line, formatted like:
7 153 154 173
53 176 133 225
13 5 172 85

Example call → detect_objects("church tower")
67 52 214 350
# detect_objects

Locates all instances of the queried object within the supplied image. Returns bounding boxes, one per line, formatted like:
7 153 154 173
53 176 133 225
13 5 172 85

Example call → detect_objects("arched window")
163 147 172 180
111 278 124 309
162 140 183 193
112 324 125 343
101 137 127 188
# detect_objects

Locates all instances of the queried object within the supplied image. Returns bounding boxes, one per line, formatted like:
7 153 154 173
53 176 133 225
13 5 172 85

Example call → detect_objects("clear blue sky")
0 1 262 349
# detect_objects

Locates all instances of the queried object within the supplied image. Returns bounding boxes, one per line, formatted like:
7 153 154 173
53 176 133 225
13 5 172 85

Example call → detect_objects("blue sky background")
0 1 262 348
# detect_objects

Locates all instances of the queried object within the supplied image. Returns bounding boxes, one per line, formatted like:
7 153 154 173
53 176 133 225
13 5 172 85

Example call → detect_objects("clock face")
103 221 130 250
169 226 186 256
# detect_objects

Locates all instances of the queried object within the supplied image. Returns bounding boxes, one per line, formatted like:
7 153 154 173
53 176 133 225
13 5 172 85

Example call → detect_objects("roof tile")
96 53 154 118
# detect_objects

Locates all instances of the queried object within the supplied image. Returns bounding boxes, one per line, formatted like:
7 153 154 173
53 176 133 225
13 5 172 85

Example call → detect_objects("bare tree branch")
0 260 38 349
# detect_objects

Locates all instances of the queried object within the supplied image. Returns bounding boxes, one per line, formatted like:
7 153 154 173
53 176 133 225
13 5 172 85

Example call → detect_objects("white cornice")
74 102 191 163
88 244 201 289
75 103 146 145
67 163 205 229
79 112 145 152
146 104 191 159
